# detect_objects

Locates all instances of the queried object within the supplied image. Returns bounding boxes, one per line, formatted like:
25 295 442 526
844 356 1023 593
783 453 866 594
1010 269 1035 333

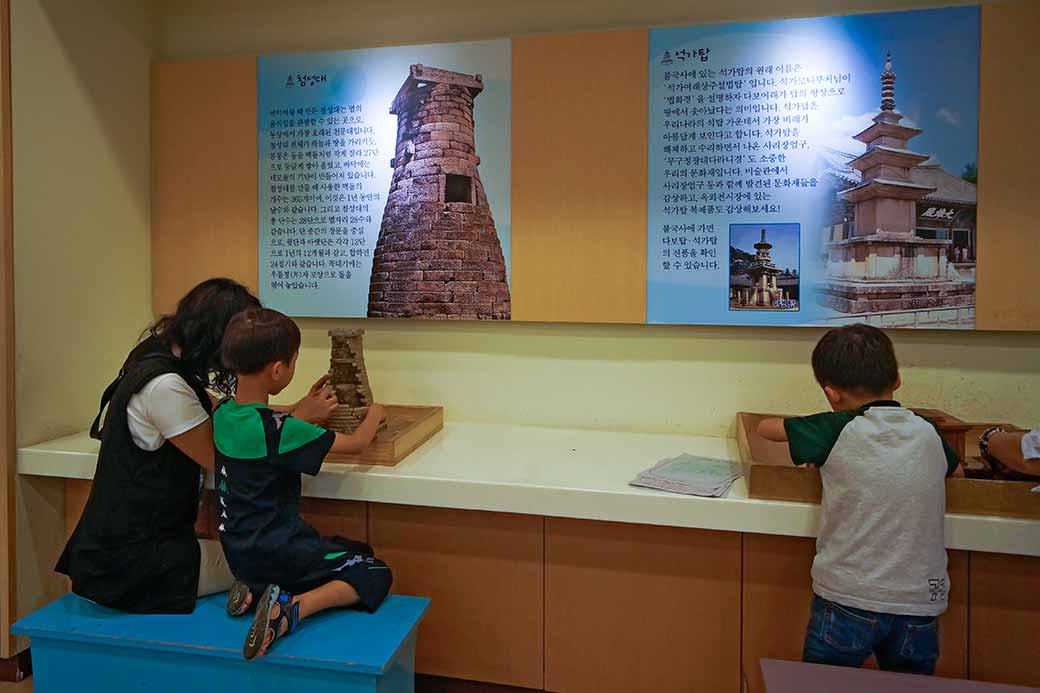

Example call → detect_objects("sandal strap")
271 592 300 638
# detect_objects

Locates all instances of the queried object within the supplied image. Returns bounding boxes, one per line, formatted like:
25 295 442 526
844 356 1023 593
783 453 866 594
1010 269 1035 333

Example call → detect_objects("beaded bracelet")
978 426 1007 465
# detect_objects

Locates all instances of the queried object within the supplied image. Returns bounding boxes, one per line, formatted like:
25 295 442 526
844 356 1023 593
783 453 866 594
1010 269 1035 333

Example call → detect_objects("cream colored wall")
280 321 1040 437
13 0 156 448
156 0 980 59
159 0 1040 435
11 0 157 641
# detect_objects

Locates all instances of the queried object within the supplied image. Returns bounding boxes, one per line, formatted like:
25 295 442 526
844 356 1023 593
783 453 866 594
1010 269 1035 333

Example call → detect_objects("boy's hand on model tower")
328 403 386 456
367 403 386 425
306 374 330 398
292 376 338 425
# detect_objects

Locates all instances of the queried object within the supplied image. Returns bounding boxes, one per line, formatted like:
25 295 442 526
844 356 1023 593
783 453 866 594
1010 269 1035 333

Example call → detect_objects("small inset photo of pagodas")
729 223 800 312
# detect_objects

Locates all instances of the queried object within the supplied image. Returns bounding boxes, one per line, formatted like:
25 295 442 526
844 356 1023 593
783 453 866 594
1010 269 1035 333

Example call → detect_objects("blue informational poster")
258 40 511 319
648 7 980 328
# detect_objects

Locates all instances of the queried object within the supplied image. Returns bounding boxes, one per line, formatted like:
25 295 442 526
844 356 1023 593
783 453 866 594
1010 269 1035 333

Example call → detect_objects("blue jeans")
803 595 940 675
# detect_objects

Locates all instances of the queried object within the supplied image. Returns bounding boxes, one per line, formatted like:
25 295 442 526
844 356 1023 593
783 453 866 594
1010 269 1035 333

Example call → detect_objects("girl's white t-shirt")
126 373 209 451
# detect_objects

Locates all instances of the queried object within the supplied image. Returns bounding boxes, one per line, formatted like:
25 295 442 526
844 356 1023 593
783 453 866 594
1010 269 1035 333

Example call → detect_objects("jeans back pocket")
820 601 879 653
898 617 939 660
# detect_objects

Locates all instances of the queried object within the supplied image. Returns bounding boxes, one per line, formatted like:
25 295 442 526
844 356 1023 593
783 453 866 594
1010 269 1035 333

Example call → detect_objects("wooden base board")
737 412 1040 519
328 405 443 466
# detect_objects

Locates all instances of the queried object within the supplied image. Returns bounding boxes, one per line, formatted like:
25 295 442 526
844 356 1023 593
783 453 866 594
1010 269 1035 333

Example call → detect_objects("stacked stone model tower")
368 64 511 320
326 328 375 434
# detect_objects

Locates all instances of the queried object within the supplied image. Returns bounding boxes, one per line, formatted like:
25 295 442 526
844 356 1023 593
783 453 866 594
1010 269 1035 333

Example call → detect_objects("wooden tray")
913 408 972 460
327 405 443 466
736 412 1040 519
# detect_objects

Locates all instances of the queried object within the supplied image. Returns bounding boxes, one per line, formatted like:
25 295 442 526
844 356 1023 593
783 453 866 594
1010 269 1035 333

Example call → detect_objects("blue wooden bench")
13 592 429 693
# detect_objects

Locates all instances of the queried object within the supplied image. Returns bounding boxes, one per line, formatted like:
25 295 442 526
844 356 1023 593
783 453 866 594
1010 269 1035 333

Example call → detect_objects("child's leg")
196 539 235 597
801 596 877 668
244 553 394 659
251 581 360 658
289 580 360 626
874 615 939 675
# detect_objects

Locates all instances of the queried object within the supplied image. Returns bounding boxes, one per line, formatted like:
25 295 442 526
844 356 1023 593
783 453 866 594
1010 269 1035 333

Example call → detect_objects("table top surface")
18 422 1040 556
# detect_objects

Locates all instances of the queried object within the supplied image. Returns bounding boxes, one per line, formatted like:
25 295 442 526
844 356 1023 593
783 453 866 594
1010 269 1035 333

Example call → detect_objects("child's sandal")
243 586 299 661
225 580 252 617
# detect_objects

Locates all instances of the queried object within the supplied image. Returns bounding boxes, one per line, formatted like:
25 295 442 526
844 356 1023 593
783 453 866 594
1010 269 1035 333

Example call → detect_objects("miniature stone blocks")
326 328 375 434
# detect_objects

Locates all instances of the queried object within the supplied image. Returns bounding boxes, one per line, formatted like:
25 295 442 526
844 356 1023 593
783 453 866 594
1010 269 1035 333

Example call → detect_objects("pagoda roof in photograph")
821 148 977 206
848 145 931 171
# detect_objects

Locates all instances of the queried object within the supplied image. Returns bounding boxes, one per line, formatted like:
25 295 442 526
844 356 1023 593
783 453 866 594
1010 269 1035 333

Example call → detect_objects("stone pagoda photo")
368 64 511 320
822 53 974 319
730 229 796 310
730 225 800 311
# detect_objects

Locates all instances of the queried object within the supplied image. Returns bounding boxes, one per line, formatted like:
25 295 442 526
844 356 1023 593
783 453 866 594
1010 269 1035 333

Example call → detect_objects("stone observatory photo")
368 64 511 320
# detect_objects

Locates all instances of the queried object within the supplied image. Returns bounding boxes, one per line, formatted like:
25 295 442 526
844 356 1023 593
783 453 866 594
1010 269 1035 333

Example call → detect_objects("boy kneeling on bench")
215 308 391 660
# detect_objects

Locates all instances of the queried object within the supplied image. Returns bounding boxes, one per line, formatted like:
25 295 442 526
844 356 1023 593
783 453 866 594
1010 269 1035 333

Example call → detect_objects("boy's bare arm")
757 417 788 442
329 404 386 456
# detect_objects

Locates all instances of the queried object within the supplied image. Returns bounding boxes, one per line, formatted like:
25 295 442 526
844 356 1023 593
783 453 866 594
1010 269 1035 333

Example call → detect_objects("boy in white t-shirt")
758 324 963 675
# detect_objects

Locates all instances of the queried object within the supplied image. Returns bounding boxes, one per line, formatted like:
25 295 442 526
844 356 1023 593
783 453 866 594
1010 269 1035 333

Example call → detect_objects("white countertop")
18 422 1040 557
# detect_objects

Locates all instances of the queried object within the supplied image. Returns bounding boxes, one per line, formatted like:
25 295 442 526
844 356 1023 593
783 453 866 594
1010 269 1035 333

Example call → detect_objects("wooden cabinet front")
545 518 741 693
368 504 544 689
299 497 368 544
969 552 1040 687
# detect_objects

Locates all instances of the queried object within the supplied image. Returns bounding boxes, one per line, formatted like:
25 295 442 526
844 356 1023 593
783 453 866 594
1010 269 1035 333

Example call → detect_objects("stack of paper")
630 453 744 498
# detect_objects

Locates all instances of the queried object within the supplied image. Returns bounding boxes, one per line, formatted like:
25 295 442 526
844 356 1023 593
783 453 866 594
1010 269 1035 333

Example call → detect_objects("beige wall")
156 0 979 59
13 0 156 448
280 320 1040 438
11 0 157 642
158 0 1040 435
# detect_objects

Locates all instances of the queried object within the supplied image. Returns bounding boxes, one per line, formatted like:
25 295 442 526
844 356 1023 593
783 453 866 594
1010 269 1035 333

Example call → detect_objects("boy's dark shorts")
247 537 393 613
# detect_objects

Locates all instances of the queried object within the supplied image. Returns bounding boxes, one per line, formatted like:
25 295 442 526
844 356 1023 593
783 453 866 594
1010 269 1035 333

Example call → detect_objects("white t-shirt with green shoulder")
784 401 960 617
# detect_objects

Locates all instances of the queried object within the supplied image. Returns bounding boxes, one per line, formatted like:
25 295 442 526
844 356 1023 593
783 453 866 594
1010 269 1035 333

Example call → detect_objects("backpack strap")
89 370 124 441
90 351 206 441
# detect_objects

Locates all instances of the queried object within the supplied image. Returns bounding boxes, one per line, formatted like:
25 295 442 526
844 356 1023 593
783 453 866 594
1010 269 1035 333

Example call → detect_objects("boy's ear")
267 360 284 381
893 374 902 392
822 385 842 407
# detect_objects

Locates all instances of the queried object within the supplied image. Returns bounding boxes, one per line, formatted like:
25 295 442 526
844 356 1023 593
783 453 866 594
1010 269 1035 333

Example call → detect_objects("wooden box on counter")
736 412 1040 520
327 405 444 467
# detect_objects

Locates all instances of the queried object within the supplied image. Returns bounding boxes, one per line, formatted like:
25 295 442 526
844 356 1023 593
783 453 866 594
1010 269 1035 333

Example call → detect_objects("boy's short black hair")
811 323 899 395
221 308 301 375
